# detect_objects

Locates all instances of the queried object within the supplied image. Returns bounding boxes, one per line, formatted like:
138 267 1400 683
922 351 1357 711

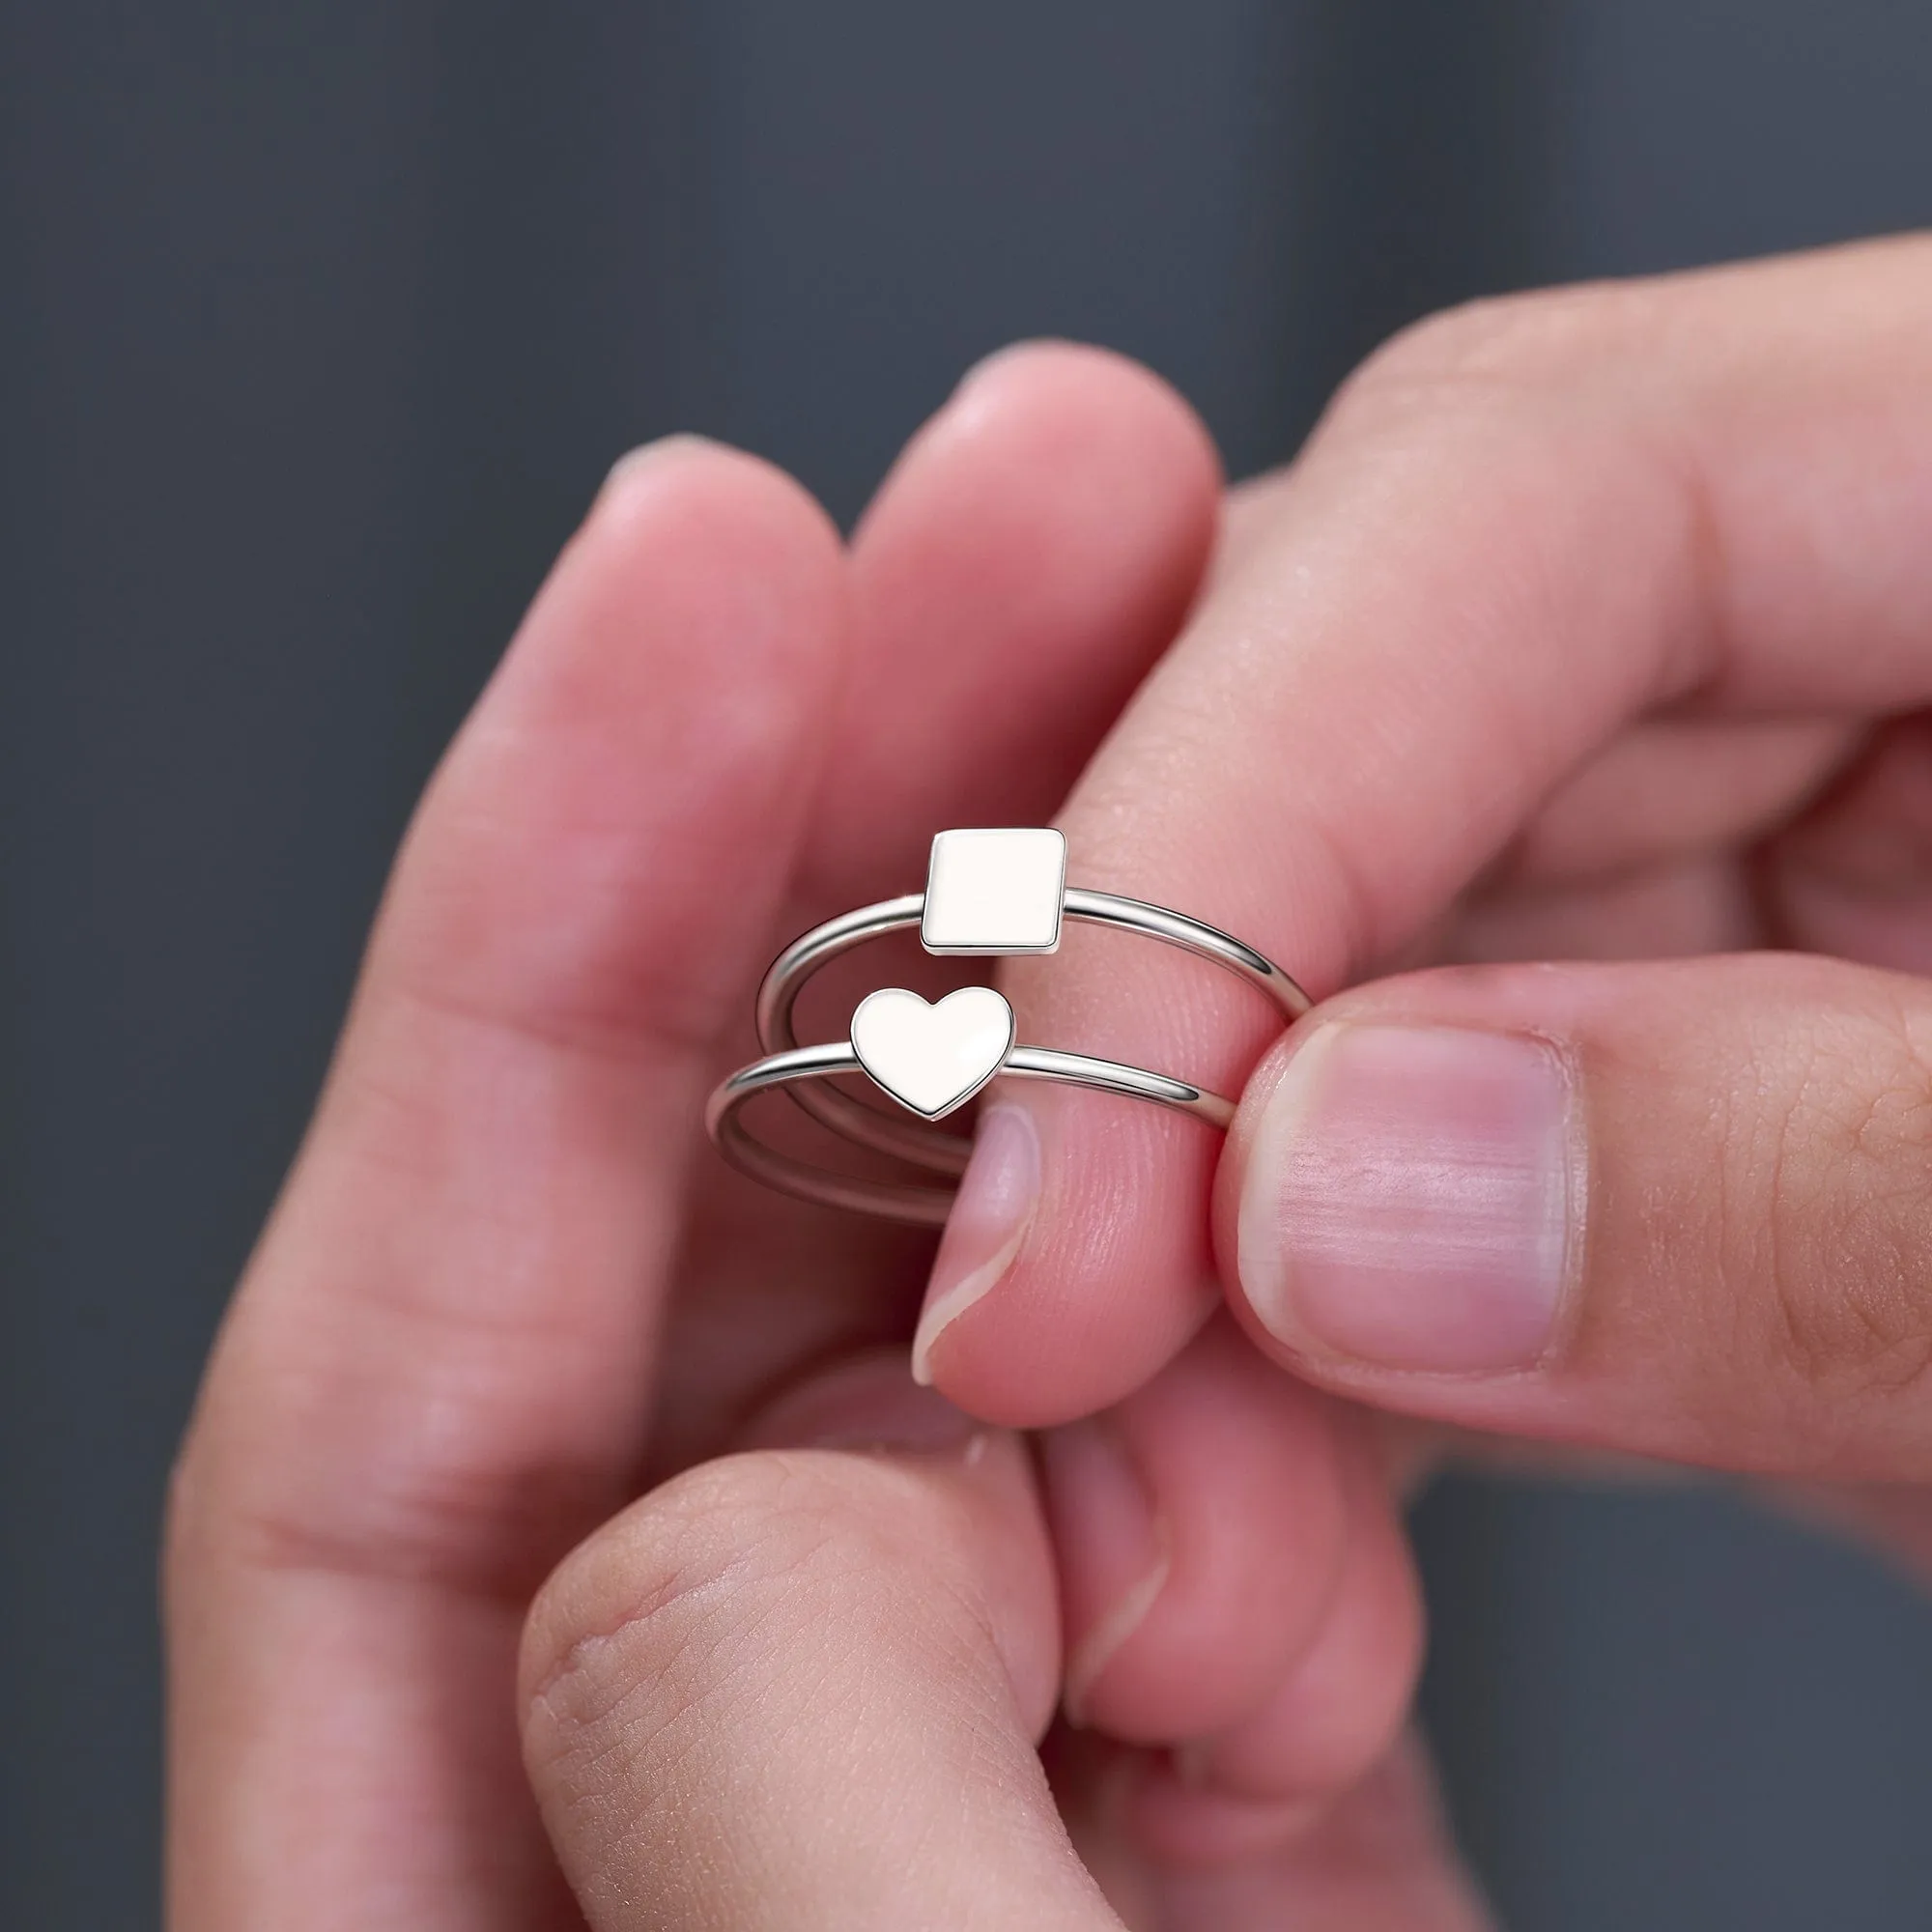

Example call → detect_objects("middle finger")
650 342 1223 1468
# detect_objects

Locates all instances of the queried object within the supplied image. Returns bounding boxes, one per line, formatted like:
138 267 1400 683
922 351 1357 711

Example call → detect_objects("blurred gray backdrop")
7 2 1932 1925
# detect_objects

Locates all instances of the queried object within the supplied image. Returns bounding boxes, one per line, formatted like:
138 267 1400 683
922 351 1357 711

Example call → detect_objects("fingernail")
1237 1023 1580 1375
1037 1416 1170 1726
744 1353 980 1454
910 1105 1039 1386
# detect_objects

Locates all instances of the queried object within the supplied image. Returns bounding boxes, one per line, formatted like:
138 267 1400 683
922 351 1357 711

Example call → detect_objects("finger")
1060 1730 1492 1931
918 234 1932 1425
1037 1324 1422 1820
521 1359 1122 1931
1766 709 1932 974
169 441 851 1928
1438 715 1857 967
1445 850 1759 963
823 340 1220 894
648 343 1222 1463
1036 1315 1350 1741
1222 951 1932 1478
1170 1437 1424 1804
1488 714 1857 890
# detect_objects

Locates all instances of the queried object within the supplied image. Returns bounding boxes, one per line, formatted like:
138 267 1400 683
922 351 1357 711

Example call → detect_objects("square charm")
920 827 1067 954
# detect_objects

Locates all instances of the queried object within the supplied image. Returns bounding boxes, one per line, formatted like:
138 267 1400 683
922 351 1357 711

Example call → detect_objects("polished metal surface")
849 985 1016 1119
710 833 1314 1215
707 829 1312 1217
920 826 1068 952
705 1037 1236 1225
749 865 1313 1179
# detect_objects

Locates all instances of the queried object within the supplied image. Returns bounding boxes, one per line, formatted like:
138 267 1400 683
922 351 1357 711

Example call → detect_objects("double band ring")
705 828 1310 1224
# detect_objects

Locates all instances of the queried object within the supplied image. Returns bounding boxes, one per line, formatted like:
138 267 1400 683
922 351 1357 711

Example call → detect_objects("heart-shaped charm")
850 985 1015 1120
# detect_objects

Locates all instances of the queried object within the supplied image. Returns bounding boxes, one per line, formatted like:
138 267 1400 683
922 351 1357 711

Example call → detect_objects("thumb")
1218 952 1932 1481
519 1356 1121 1932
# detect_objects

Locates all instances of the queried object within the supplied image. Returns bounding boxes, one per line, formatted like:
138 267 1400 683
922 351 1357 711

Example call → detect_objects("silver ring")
705 1040 1238 1226
706 828 1310 1223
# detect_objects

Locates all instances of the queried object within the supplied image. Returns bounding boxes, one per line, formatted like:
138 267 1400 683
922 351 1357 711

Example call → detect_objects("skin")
167 234 1932 1928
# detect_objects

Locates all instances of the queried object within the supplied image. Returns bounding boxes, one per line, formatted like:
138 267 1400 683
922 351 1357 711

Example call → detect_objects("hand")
166 347 1350 1926
170 227 1932 1929
515 1351 1482 1931
901 233 1932 1897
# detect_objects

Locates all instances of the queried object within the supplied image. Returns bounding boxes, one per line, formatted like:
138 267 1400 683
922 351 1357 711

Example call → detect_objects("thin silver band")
753 887 1311 1175
705 1039 1237 1226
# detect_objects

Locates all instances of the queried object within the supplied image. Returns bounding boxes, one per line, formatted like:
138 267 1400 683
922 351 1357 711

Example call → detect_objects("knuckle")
1324 282 1650 434
164 1380 606 1601
525 1456 827 1710
1757 1005 1932 1403
521 1452 982 1767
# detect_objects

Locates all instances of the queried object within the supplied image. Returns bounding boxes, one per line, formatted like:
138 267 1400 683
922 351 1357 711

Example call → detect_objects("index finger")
914 234 1932 1423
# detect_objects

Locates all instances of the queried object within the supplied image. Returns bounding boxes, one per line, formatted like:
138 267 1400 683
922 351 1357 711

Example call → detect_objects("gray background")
6 2 1932 1924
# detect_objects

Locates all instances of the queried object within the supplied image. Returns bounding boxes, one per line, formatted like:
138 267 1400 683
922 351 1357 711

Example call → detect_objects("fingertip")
1223 952 1932 1475
580 431 847 626
1212 1026 1301 1342
383 429 851 1050
517 1408 1106 1930
911 1103 1042 1392
553 432 851 742
925 336 1223 631
848 335 1220 770
519 1385 1059 1750
792 338 1221 901
732 1350 1066 1735
474 426 850 806
597 429 725 497
937 337 1222 500
1216 1011 1580 1382
919 1092 1217 1427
